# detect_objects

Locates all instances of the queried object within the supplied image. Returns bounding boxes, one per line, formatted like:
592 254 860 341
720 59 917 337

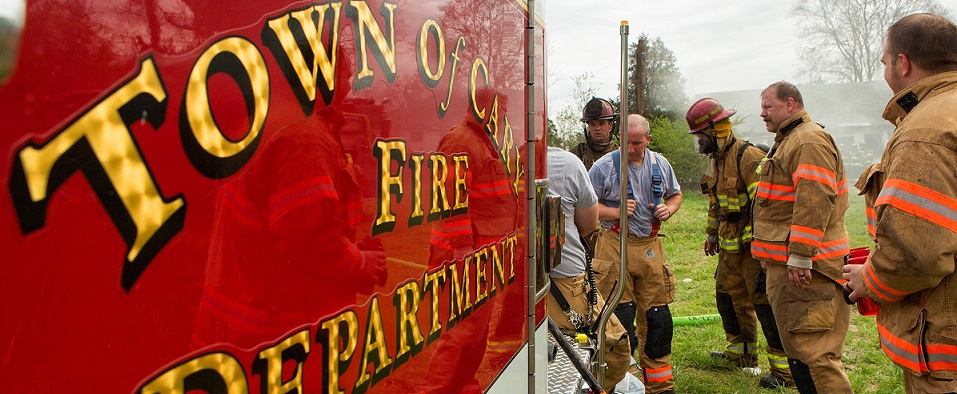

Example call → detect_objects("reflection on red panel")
0 0 547 392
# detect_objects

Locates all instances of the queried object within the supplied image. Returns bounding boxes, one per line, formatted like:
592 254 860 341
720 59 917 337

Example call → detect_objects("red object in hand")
846 247 879 316
849 246 869 259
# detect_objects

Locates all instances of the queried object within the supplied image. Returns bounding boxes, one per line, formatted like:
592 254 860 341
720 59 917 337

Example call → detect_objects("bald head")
625 114 652 164
628 114 651 138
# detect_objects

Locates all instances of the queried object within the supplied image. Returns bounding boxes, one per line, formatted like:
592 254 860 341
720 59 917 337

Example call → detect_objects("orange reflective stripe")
877 322 927 373
866 207 876 238
345 198 362 227
790 225 824 248
863 262 908 302
926 342 957 371
837 179 849 195
430 218 472 249
812 237 849 261
751 241 788 263
756 181 796 201
644 365 673 382
793 164 837 190
471 180 512 197
877 179 957 235
269 176 337 224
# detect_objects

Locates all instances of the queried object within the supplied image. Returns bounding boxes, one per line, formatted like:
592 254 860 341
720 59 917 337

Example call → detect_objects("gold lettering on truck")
263 2 342 115
256 330 310 394
139 352 248 394
319 310 360 394
347 0 398 90
181 36 269 178
8 57 185 291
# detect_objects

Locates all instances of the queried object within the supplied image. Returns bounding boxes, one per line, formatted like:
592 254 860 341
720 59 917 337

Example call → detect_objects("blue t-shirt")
588 149 681 237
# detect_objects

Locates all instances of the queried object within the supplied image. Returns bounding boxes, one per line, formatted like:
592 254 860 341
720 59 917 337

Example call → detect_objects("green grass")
660 192 901 393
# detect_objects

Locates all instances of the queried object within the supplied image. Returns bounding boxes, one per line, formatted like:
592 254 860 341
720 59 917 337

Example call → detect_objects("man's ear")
898 53 912 77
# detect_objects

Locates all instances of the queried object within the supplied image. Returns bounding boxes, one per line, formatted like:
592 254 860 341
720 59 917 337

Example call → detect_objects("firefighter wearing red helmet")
686 98 793 389
570 97 619 170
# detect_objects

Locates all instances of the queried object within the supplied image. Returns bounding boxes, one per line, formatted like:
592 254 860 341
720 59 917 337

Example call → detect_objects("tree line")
548 0 952 190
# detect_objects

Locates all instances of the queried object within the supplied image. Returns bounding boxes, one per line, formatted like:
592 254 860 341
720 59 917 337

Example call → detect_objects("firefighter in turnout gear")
685 98 793 388
590 114 683 394
843 13 957 394
752 81 853 394
571 97 620 170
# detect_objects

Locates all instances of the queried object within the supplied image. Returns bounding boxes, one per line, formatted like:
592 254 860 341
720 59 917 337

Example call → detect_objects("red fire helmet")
686 97 735 134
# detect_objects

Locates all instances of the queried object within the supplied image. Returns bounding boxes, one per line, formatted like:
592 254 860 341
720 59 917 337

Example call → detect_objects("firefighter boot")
759 373 794 389
755 304 793 387
710 341 759 368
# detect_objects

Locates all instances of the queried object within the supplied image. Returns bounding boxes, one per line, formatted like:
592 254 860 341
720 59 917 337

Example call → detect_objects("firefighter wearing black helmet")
570 97 619 170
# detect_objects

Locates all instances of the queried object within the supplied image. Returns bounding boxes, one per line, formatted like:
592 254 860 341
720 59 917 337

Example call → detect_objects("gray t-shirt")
588 148 681 237
546 147 598 278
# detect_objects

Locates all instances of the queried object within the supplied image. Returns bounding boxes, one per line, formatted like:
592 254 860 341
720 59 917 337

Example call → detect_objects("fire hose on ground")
672 314 722 326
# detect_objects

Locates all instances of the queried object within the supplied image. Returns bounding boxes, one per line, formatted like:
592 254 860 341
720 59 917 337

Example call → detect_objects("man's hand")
786 254 813 289
651 203 672 221
787 266 812 289
704 235 719 256
356 236 388 293
842 264 866 302
625 199 637 217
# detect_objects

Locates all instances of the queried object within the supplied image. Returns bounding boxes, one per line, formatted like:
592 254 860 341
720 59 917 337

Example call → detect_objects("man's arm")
653 154 683 222
653 191 682 222
853 141 957 302
787 143 841 262
574 202 599 236
598 201 635 221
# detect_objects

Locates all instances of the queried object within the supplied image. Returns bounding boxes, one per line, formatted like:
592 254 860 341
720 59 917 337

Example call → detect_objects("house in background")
699 80 895 181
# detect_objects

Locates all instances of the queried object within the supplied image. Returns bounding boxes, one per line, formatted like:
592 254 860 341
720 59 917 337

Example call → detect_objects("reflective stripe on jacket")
861 71 957 377
701 138 764 252
751 111 849 282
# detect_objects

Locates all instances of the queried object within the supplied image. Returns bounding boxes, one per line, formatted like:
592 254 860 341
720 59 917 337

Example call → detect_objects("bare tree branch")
793 0 952 83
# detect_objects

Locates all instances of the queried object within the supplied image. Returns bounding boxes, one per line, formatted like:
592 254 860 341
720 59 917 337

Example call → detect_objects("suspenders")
610 150 663 236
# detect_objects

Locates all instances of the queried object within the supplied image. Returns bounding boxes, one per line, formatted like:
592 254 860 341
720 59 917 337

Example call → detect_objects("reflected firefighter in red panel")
191 46 387 352
422 88 520 393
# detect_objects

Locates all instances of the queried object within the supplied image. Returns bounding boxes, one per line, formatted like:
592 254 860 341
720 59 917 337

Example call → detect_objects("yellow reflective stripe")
718 226 753 251
768 354 789 369
745 342 758 354
717 195 729 208
747 181 758 200
736 192 749 207
740 231 752 244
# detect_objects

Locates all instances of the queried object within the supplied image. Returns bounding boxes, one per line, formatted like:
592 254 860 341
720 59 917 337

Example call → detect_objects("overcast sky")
544 1 957 114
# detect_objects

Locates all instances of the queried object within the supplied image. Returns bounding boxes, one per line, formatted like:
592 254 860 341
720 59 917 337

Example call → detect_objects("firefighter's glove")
704 235 719 256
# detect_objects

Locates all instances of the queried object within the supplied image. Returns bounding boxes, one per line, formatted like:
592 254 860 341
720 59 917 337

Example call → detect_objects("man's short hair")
762 81 804 107
628 114 651 137
887 13 957 73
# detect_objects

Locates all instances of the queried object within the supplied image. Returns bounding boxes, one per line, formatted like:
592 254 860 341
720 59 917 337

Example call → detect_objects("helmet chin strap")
584 126 612 151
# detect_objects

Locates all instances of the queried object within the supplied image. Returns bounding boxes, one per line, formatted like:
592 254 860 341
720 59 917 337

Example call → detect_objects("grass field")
660 192 902 393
